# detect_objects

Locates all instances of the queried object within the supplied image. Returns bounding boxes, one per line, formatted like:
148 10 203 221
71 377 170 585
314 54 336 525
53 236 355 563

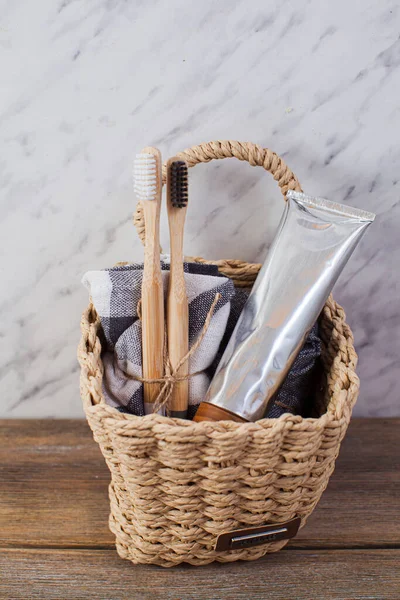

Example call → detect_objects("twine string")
130 292 221 414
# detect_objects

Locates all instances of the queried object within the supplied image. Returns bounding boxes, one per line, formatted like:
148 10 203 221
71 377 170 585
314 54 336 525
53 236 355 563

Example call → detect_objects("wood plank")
0 419 399 549
1 548 399 600
296 417 400 548
0 420 112 548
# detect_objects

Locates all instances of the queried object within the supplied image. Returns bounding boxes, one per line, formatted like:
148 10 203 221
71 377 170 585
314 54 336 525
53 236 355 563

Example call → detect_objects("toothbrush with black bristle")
166 158 189 419
134 147 164 415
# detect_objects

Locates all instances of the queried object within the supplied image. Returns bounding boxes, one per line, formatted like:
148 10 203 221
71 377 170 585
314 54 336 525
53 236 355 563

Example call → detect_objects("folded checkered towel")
83 261 321 420
82 262 235 418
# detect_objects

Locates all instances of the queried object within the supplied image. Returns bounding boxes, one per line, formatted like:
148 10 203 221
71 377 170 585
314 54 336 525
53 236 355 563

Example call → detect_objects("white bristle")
133 153 158 201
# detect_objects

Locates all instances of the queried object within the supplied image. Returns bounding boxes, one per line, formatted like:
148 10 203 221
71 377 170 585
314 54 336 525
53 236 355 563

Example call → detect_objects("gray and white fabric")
82 262 235 418
265 323 321 418
82 261 322 420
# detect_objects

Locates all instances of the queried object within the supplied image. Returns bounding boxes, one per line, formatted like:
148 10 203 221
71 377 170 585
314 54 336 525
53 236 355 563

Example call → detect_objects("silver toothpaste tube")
195 191 375 422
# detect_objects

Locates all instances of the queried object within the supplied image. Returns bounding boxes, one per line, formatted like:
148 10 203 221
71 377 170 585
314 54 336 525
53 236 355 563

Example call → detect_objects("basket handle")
133 140 302 245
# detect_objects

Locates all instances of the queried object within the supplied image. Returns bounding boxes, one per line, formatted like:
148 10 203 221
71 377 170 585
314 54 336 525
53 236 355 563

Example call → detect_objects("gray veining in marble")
1 0 399 417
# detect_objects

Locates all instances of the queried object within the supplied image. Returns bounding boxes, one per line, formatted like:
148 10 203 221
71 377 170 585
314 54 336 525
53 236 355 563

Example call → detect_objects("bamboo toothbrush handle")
140 146 164 413
166 157 189 418
142 207 164 409
168 239 189 418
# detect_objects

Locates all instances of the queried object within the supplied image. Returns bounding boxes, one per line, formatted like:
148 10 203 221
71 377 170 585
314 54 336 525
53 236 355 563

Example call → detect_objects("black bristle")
170 161 188 208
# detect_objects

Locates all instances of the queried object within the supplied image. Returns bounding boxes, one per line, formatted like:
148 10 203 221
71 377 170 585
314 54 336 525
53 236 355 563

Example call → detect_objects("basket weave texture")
78 141 360 567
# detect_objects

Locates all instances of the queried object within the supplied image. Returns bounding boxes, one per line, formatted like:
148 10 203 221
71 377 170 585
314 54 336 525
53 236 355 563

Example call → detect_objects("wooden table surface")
0 418 399 600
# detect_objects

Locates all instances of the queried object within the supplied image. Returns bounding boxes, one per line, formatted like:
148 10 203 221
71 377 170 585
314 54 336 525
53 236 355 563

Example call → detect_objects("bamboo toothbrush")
166 158 189 418
134 147 164 414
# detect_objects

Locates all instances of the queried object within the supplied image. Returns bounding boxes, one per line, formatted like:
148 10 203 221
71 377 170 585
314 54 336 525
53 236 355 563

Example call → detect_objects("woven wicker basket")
78 140 360 567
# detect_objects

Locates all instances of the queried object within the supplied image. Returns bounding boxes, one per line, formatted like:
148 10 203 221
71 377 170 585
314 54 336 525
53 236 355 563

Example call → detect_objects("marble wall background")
1 0 399 417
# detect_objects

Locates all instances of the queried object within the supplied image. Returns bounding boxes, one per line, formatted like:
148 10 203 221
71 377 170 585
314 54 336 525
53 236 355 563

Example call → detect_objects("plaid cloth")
265 324 321 418
82 262 235 417
82 262 321 419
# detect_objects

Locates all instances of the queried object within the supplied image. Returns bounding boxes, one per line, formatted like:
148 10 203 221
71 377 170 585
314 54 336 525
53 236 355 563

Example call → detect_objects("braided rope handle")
133 140 302 245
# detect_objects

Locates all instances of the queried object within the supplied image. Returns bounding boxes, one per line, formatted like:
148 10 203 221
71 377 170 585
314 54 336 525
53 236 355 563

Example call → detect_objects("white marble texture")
1 0 399 417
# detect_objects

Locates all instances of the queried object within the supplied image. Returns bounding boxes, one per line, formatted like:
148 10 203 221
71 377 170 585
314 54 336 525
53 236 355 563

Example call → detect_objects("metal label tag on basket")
215 517 301 551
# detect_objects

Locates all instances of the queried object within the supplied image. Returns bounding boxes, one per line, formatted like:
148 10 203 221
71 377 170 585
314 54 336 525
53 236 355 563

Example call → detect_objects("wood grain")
0 419 112 548
166 157 189 418
1 419 398 550
1 418 399 599
1 548 399 600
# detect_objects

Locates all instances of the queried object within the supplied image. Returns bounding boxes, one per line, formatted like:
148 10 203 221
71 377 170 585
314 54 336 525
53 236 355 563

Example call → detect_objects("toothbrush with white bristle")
134 147 164 415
